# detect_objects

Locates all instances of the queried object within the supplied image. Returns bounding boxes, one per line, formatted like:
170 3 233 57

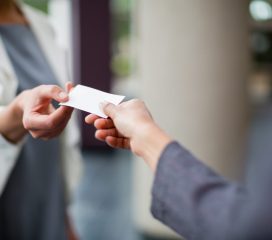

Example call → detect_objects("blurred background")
21 0 272 239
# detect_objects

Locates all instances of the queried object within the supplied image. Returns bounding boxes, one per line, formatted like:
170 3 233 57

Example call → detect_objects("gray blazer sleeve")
151 142 272 240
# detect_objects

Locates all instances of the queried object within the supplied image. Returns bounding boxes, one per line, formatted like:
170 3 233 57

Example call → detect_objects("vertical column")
133 0 249 237
72 0 111 149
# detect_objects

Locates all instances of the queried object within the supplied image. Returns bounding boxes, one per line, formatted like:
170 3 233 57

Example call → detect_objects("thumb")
39 85 68 103
100 102 117 119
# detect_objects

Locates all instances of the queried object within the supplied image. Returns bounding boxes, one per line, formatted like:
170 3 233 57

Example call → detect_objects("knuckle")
36 84 47 93
138 99 145 105
35 85 48 97
23 89 31 97
22 117 30 130
38 85 58 96
131 99 142 104
49 85 59 94
130 99 137 103
37 84 46 90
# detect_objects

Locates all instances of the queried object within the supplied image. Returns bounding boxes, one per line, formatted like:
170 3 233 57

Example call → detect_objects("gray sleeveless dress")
0 24 67 240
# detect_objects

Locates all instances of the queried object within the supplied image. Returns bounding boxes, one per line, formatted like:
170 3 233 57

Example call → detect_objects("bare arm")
0 93 27 143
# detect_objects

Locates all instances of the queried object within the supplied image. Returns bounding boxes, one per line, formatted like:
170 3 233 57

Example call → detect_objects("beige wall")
132 0 250 238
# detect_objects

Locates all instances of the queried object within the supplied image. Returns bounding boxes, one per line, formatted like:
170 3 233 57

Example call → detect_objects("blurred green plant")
112 0 131 14
23 0 48 13
111 0 132 79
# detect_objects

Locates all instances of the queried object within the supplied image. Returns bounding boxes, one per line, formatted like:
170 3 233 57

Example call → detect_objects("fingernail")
59 92 68 99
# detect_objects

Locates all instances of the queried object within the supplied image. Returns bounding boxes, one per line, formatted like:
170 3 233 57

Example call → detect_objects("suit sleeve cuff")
151 141 189 220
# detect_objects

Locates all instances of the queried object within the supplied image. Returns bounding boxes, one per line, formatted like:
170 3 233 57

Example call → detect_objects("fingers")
50 105 73 124
85 103 117 126
100 102 117 119
86 113 130 149
28 108 72 139
38 85 68 103
85 115 115 129
23 105 73 131
105 136 130 149
20 84 74 140
85 114 100 124
94 118 114 129
95 128 130 149
95 128 122 140
30 123 66 140
30 126 63 140
66 82 74 93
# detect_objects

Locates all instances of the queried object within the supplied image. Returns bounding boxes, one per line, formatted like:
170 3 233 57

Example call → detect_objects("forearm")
0 96 26 143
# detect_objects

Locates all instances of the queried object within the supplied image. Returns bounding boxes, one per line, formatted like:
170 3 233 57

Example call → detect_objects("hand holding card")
60 84 125 118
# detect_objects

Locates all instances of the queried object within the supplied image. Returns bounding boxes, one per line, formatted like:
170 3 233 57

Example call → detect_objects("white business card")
60 84 125 118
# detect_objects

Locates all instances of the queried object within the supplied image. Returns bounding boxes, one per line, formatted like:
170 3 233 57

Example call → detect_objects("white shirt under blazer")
0 4 82 198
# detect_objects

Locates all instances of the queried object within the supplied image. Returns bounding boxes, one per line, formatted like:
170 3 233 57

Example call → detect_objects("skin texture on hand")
0 83 73 143
85 99 172 172
86 100 152 149
20 84 73 140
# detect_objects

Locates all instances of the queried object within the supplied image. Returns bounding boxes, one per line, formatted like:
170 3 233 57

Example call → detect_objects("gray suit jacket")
151 142 272 240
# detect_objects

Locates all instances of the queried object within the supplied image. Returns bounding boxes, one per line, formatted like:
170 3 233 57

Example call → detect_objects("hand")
85 99 172 172
85 99 153 153
0 83 73 143
19 83 73 140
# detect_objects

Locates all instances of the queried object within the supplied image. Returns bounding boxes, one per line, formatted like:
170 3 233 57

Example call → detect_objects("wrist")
11 93 24 120
0 92 27 143
131 122 172 172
